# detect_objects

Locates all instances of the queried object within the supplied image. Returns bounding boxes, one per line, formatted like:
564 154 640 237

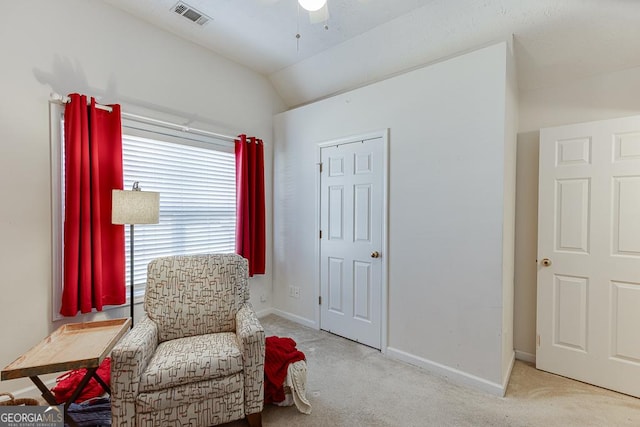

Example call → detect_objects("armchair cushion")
144 254 249 342
139 332 243 393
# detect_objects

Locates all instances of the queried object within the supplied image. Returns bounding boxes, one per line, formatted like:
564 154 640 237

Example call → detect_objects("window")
121 120 236 297
51 105 236 319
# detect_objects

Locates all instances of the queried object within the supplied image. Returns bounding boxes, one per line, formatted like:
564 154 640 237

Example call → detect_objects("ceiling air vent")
172 2 211 26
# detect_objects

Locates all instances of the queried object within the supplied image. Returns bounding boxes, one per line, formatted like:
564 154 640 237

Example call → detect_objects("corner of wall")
501 350 516 397
502 37 518 381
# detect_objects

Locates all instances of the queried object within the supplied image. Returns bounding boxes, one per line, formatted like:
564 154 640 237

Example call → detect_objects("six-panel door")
537 115 640 397
320 137 383 349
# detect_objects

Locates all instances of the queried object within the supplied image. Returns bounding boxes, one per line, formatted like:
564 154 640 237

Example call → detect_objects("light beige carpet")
224 314 640 427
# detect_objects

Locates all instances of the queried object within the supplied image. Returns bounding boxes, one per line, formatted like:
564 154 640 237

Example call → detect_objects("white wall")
0 0 284 394
513 65 640 359
273 42 516 393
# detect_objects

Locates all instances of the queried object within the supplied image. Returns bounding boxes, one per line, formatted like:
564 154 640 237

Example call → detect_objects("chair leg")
246 412 262 427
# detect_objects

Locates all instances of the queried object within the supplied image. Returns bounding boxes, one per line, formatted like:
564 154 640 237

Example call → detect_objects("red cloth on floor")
264 336 306 404
52 357 111 404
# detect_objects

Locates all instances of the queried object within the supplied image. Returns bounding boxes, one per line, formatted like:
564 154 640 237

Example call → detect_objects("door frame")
314 129 390 353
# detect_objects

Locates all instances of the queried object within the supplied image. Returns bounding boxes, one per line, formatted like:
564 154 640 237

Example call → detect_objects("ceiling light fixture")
298 0 327 12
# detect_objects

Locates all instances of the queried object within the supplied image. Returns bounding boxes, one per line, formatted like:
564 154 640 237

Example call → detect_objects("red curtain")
61 94 125 316
235 134 266 277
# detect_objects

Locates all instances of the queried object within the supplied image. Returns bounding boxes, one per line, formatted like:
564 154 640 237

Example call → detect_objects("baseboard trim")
386 347 506 396
8 378 56 399
256 307 274 318
270 309 317 329
515 350 536 364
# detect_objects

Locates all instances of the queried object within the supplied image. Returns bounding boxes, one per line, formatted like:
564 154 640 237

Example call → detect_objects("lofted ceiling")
103 0 640 108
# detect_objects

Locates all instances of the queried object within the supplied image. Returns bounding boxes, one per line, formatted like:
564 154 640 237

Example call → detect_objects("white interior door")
319 136 385 349
537 115 640 397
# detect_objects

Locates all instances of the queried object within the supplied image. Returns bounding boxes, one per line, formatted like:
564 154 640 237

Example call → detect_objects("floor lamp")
112 182 159 326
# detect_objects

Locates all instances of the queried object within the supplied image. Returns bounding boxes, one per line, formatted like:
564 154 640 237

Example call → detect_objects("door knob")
541 258 552 267
371 251 380 258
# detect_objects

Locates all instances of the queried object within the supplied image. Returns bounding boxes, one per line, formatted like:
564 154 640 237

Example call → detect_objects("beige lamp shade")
112 189 160 225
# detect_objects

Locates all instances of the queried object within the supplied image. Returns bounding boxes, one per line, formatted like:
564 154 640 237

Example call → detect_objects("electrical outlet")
289 286 301 298
260 294 267 303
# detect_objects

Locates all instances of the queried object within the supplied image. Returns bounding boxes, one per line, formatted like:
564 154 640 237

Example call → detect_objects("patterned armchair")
111 254 265 427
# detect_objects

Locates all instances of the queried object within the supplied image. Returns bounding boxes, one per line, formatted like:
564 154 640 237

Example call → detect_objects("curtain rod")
49 92 240 143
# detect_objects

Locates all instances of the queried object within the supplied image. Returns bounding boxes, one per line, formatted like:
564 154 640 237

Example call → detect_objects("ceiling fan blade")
308 3 329 24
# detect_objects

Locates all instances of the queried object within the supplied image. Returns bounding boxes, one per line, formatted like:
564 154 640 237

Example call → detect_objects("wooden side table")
1 318 131 427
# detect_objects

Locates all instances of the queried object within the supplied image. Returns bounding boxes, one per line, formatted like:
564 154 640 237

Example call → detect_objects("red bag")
52 357 111 404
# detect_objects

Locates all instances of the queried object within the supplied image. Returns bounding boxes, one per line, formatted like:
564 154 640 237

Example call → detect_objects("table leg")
65 368 98 406
91 369 111 394
29 375 57 405
30 376 78 427
28 366 111 427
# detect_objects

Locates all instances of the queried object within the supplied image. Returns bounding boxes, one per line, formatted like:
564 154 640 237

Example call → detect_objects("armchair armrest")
236 303 266 415
111 315 159 426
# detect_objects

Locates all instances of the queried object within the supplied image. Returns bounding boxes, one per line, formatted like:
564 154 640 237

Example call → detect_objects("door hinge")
536 334 541 348
319 230 322 239
318 162 323 173
319 296 322 305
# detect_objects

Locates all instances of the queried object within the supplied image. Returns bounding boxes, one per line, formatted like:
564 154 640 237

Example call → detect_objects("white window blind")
121 122 236 297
